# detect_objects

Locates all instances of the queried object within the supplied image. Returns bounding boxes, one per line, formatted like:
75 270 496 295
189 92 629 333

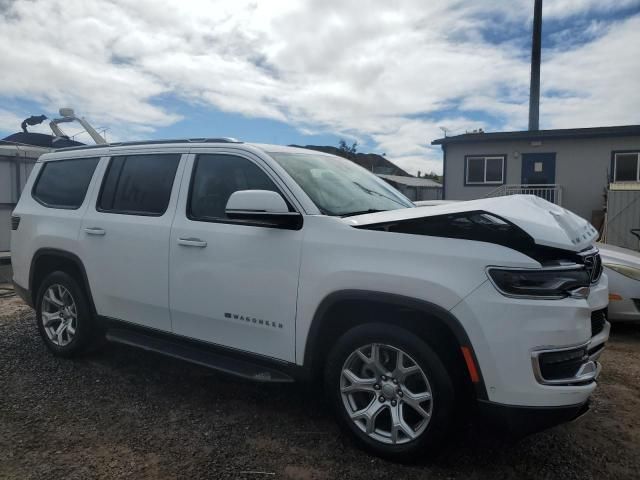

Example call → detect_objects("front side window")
269 152 413 216
189 154 281 221
465 156 505 185
98 154 181 215
614 152 639 182
32 157 100 209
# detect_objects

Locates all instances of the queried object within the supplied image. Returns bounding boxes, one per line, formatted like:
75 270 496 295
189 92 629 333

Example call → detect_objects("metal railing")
484 184 563 205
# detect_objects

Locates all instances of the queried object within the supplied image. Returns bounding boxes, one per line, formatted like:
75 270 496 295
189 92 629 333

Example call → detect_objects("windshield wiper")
341 209 387 217
351 182 407 207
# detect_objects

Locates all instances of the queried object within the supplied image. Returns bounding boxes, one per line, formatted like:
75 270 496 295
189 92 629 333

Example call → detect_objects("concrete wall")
443 135 640 221
0 208 12 253
0 255 12 284
0 154 38 251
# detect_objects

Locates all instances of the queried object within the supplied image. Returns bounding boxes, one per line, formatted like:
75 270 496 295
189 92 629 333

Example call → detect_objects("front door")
521 153 556 203
169 151 303 362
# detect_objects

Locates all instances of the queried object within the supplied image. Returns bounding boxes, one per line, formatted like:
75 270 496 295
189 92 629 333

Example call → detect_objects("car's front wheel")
325 323 455 461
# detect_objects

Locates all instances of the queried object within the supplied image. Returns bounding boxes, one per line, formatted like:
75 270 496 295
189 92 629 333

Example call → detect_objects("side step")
106 328 295 383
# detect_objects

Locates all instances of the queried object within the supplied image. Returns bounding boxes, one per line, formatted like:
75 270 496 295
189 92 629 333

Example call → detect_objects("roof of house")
1 132 85 149
290 145 412 177
431 125 640 145
376 174 442 188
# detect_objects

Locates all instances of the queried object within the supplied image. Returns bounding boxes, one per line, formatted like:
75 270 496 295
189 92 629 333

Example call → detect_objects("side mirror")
225 190 303 230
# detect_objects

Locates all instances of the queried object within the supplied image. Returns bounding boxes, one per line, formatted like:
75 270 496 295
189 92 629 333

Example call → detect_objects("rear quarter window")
32 158 100 209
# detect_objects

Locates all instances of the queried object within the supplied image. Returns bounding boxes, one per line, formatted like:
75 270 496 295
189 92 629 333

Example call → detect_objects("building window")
465 156 505 185
613 152 640 182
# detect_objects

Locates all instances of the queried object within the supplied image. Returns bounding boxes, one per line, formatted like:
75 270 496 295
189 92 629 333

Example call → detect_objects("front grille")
538 347 588 380
591 308 607 337
582 251 603 284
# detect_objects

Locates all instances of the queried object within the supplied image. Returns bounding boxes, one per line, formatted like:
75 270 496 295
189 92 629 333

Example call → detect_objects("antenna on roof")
49 108 107 144
438 126 449 137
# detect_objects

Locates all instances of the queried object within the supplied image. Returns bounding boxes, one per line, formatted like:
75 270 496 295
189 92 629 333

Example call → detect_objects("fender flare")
29 248 97 315
303 289 488 399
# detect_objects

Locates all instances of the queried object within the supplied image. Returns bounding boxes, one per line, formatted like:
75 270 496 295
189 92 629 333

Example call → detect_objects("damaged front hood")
344 195 598 252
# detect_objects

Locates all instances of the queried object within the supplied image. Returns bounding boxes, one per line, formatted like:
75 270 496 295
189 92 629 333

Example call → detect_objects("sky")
0 0 639 175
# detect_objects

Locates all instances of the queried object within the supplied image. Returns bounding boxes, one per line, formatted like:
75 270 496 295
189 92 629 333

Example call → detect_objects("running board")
106 328 295 383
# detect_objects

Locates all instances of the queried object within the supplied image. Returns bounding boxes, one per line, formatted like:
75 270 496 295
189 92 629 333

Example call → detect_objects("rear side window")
32 158 100 209
98 154 181 216
189 154 280 221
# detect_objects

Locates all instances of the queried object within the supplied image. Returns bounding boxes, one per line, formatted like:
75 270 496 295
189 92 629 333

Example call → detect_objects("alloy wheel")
340 343 433 445
41 284 78 347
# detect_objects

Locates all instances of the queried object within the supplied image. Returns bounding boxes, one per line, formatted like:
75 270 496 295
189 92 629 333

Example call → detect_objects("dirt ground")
1 291 640 480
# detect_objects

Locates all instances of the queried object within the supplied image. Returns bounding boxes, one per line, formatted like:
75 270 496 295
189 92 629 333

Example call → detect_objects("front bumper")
477 399 590 436
531 317 609 386
451 275 610 408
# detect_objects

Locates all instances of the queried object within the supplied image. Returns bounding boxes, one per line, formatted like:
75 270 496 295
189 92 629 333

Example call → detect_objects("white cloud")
542 0 640 18
0 0 638 174
0 109 25 133
542 15 640 128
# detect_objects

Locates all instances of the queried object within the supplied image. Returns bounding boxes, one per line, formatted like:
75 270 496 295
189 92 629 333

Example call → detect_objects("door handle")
178 237 207 248
84 227 106 236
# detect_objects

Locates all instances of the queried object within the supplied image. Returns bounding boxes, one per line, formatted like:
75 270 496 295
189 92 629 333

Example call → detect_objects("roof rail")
56 137 242 152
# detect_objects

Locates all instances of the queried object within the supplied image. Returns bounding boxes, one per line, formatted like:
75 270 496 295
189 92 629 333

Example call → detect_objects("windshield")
269 152 414 216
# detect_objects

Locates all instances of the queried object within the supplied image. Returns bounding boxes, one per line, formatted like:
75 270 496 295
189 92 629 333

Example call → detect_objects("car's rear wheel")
36 271 100 357
325 323 455 461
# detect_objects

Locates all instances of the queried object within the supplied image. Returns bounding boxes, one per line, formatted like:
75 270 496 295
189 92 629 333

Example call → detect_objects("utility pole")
528 0 543 131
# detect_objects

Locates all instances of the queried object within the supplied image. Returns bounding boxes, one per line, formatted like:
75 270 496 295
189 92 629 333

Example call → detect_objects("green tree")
338 139 358 158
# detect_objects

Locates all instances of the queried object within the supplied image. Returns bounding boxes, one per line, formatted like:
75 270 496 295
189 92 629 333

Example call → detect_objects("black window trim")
186 152 300 227
464 154 507 186
31 157 100 210
96 153 183 217
611 150 640 183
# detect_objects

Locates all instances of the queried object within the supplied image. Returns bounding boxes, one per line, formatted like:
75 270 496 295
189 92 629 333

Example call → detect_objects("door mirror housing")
225 190 303 230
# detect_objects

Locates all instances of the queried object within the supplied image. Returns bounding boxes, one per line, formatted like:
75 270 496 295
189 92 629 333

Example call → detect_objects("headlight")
487 268 591 299
604 263 640 281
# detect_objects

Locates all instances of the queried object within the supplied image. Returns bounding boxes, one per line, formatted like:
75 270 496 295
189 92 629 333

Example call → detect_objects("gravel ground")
2 291 640 479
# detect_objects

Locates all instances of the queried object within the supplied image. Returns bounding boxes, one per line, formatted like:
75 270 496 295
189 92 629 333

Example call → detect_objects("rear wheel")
325 323 455 460
35 271 100 357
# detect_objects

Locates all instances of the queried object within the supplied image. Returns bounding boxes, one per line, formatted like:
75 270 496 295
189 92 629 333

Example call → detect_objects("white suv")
11 139 609 460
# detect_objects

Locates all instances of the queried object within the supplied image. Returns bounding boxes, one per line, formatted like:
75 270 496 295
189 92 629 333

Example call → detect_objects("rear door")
169 150 303 362
80 150 186 331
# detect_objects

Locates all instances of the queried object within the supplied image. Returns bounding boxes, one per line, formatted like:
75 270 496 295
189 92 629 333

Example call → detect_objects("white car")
11 139 608 460
597 243 640 321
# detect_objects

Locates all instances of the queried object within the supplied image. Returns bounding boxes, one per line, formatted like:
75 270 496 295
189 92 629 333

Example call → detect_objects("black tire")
35 270 101 357
325 323 456 461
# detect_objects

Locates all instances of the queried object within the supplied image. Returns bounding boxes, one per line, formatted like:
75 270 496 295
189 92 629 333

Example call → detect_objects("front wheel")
325 323 456 461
